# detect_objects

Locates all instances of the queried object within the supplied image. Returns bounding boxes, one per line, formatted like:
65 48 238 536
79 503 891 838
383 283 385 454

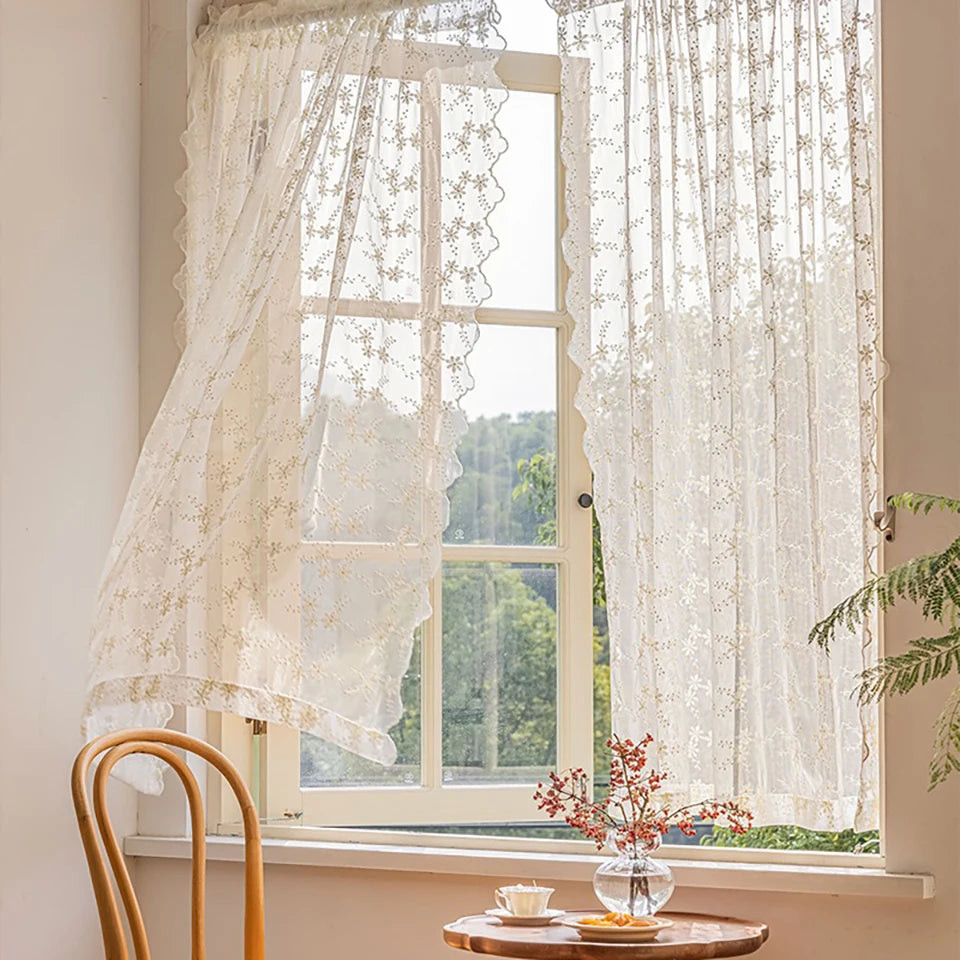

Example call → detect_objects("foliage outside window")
302 410 880 853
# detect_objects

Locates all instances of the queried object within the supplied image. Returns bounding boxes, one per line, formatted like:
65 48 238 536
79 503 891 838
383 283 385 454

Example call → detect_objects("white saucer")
485 908 565 927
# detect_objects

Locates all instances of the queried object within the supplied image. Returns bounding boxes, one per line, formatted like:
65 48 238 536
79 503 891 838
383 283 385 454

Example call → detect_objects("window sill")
124 835 934 900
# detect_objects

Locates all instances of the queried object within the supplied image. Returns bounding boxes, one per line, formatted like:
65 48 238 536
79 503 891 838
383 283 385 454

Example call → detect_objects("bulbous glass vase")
592 833 675 916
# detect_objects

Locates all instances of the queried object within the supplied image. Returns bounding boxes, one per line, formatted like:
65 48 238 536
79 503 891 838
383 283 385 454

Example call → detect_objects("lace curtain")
551 0 880 830
87 0 882 824
83 0 505 791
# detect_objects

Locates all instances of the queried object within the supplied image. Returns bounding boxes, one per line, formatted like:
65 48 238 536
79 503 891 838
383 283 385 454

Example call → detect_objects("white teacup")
495 883 555 917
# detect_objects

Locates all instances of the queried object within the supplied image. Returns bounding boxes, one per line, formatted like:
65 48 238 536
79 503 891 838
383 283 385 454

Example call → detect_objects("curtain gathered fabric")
83 0 505 791
551 0 880 830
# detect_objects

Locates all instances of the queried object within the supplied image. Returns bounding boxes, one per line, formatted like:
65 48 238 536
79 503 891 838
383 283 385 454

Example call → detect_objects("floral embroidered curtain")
83 0 506 791
87 0 882 827
551 0 881 830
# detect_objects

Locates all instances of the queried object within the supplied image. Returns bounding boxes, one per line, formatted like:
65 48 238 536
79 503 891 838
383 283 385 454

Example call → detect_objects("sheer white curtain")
551 0 880 829
83 0 505 790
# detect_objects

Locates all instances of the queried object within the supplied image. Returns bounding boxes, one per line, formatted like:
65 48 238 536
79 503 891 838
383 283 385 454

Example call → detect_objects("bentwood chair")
72 729 265 960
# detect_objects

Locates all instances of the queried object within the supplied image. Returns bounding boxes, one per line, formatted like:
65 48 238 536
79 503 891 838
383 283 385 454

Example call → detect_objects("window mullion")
556 327 595 781
555 100 594 782
443 543 565 563
420 68 444 793
262 202 305 821
423 574 443 791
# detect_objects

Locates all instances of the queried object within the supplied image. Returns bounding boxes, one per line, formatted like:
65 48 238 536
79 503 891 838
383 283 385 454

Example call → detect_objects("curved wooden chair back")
72 728 264 960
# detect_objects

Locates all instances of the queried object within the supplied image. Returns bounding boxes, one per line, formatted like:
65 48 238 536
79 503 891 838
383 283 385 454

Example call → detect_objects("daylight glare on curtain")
552 0 881 830
82 0 505 791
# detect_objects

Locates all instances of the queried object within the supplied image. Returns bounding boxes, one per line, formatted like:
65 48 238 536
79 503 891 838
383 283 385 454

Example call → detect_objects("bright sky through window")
459 325 557 422
497 0 558 55
469 1 558 419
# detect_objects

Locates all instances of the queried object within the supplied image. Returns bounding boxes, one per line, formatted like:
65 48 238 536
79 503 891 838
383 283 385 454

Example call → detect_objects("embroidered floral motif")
83 0 507 792
549 0 881 831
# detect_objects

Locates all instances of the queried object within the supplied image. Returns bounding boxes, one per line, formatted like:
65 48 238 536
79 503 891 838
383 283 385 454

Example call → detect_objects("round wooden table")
443 912 769 960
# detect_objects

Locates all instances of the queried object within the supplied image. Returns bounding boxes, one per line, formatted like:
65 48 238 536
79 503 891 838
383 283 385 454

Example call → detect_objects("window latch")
873 497 896 542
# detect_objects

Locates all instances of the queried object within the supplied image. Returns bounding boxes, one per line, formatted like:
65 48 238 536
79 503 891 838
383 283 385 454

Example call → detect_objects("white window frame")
215 48 599 831
207 41 889 871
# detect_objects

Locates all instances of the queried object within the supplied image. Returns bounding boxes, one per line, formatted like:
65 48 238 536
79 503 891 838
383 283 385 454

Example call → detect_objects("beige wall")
0 1 141 958
136 861 946 960
128 0 960 958
880 0 960 912
139 0 208 440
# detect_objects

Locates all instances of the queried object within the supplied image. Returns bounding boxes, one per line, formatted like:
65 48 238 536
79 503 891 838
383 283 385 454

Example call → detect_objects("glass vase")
592 833 675 916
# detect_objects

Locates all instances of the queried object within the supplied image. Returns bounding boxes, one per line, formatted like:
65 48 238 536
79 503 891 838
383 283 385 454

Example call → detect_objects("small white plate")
559 916 672 943
485 908 565 927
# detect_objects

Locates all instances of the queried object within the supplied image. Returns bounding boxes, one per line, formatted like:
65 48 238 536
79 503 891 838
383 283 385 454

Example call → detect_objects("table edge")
443 911 769 958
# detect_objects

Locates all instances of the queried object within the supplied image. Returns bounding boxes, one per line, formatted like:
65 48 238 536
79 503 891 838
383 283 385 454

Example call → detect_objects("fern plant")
810 492 960 788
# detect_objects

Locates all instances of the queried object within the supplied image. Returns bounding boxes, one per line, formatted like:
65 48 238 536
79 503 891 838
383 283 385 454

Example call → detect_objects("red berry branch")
533 734 753 858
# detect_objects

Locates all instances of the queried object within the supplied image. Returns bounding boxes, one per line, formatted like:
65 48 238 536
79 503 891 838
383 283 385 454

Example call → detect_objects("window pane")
442 562 557 784
300 312 428 543
483 91 557 310
497 0 558 55
446 324 557 545
593 535 611 783
301 76 421 304
300 632 422 788
440 81 506 307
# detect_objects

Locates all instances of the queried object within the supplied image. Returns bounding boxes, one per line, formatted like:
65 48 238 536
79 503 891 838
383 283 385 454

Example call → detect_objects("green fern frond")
856 630 960 703
890 492 960 517
809 534 960 651
813 491 960 788
929 684 960 788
